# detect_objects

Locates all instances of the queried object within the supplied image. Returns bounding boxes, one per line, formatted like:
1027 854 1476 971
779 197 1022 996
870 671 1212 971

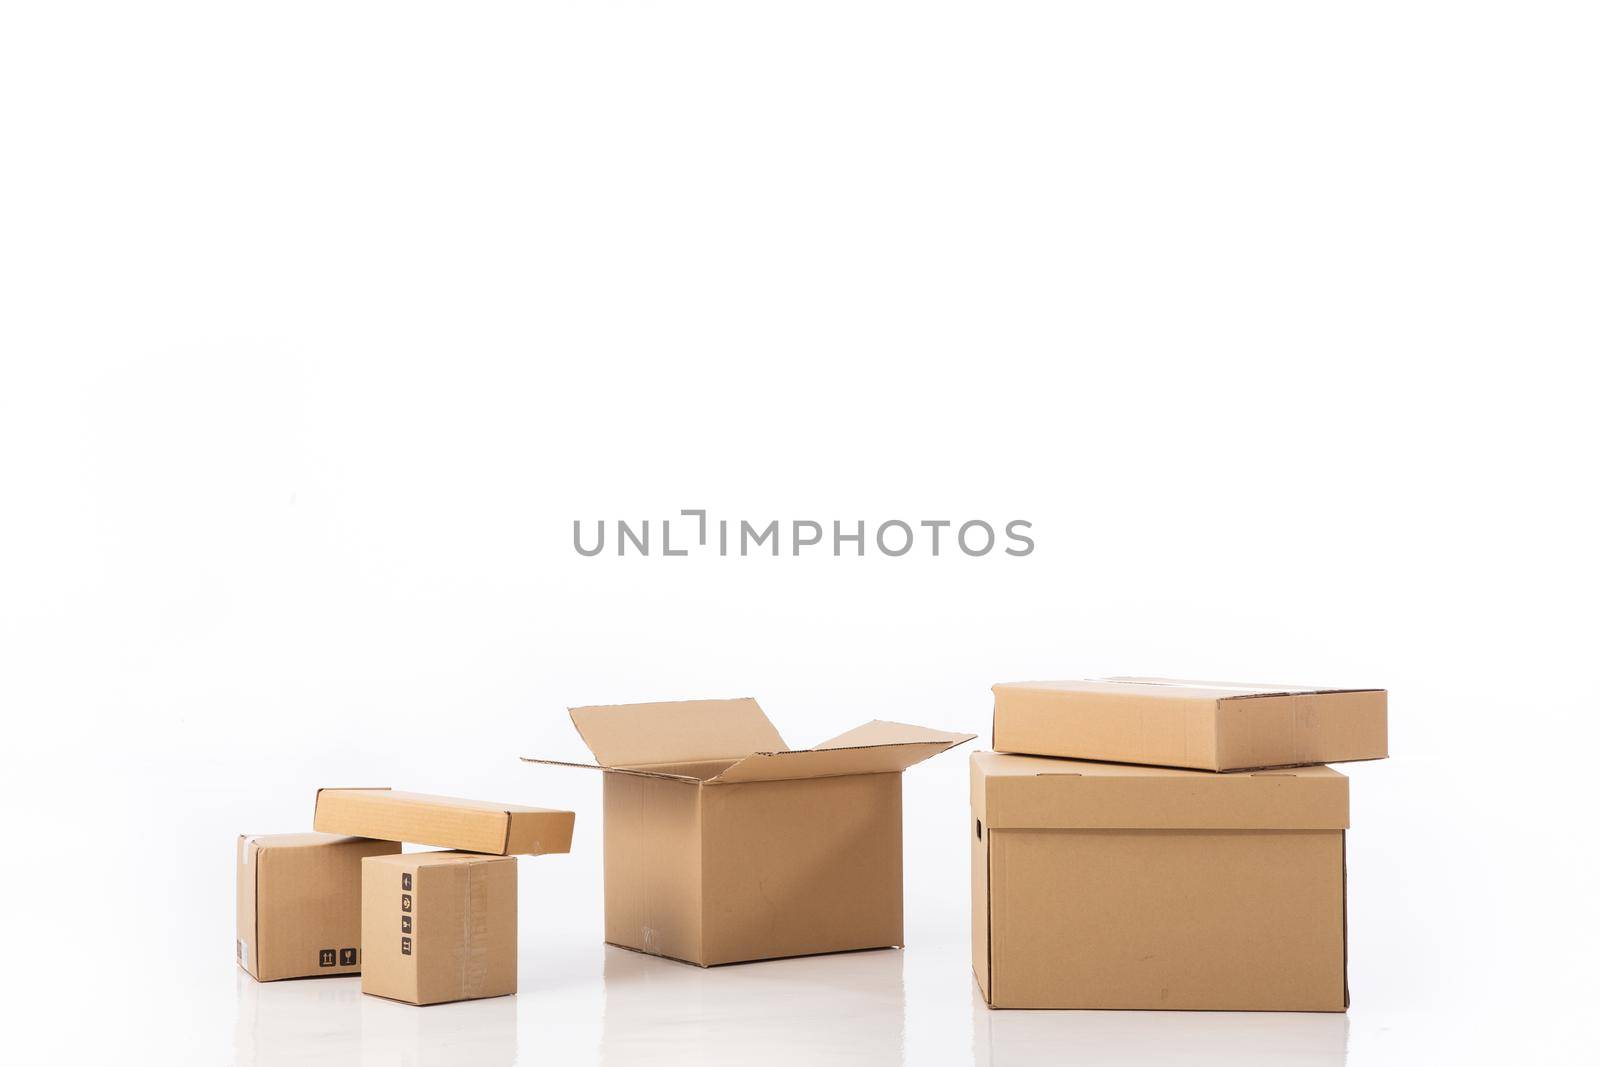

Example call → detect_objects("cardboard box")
523 697 975 967
236 832 400 981
313 788 575 856
360 851 518 1005
971 750 1350 1011
992 677 1387 771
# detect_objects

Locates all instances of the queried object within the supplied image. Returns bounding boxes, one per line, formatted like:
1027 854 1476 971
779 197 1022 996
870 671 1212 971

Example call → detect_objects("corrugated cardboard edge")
1342 831 1351 1010
1099 677 1385 699
982 824 994 1007
238 834 261 981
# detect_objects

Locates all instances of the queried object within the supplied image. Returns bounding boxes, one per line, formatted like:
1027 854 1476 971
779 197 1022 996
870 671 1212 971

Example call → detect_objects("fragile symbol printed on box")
401 915 412 933
339 948 356 966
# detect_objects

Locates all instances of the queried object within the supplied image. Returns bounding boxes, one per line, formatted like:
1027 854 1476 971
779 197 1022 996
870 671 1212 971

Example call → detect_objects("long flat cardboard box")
992 677 1387 770
972 750 1350 1011
313 788 575 856
524 697 975 967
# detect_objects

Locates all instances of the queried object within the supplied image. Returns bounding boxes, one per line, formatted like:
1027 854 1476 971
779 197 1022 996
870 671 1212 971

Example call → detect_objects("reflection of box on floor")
525 697 975 967
971 751 1350 1011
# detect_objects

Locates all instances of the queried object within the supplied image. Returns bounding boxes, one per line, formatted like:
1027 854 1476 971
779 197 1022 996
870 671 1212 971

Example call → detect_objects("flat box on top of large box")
971 750 1350 1011
992 677 1387 771
361 851 517 1006
523 697 975 967
313 788 575 855
236 832 400 981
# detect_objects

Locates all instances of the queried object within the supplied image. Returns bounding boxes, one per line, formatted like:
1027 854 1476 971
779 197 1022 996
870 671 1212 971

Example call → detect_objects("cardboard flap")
519 756 706 784
568 698 788 767
814 719 977 752
706 720 976 784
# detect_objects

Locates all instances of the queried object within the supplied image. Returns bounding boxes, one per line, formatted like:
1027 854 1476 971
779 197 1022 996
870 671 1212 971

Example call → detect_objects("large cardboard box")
971 750 1350 1011
313 788 575 856
993 677 1387 771
360 851 518 1005
524 697 975 967
236 832 400 981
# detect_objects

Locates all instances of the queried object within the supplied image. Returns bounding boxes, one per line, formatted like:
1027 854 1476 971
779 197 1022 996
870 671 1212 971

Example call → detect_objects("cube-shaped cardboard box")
236 832 400 981
524 698 975 967
993 677 1387 771
972 751 1350 1011
360 851 519 1006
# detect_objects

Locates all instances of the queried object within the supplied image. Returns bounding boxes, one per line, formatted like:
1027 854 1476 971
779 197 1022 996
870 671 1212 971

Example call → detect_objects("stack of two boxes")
237 789 574 1005
973 678 1388 1012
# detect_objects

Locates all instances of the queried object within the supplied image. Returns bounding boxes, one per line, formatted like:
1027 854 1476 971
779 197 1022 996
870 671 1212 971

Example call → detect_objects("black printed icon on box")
319 949 336 967
402 873 412 891
401 936 412 956
401 915 412 934
401 894 412 912
339 948 357 966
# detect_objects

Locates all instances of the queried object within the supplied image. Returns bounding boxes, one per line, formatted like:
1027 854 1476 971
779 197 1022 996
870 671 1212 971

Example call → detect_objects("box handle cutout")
975 818 982 840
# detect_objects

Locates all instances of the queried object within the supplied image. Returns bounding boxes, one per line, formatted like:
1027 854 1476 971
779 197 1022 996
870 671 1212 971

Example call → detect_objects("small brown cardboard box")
360 851 518 1005
313 788 575 856
971 751 1350 1011
236 832 400 981
524 697 975 967
993 677 1387 771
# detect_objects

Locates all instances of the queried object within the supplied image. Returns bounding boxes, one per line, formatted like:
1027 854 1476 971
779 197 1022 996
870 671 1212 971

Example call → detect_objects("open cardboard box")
524 697 975 967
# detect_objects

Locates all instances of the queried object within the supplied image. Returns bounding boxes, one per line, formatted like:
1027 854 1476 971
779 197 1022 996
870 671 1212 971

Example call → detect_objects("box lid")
313 788 575 855
991 677 1387 771
971 751 1348 830
1005 678 1382 700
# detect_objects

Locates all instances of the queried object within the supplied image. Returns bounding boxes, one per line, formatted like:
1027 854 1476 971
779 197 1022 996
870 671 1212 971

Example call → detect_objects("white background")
2 2 1596 1064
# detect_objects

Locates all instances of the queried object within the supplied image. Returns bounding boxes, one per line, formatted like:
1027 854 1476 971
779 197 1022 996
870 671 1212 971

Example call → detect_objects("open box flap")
813 720 976 751
568 698 788 768
519 756 707 784
705 720 976 785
